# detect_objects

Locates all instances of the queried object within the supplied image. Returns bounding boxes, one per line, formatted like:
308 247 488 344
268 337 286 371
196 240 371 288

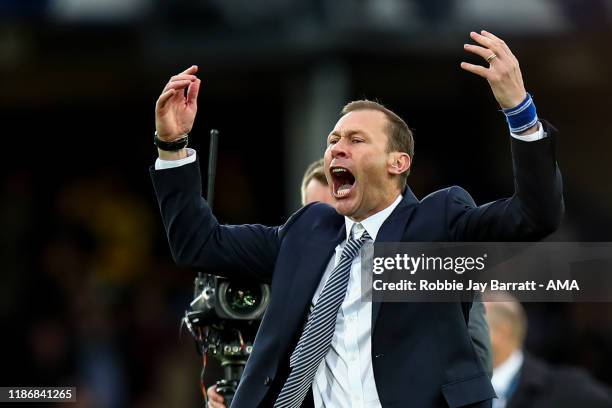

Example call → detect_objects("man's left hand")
461 30 527 109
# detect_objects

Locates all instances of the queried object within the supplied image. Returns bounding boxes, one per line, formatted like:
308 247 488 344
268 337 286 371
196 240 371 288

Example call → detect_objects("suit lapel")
279 212 346 350
371 187 419 330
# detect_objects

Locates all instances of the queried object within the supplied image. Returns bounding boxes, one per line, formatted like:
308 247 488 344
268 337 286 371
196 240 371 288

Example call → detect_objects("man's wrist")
500 91 527 110
155 148 196 170
158 148 189 161
502 93 538 134
514 123 539 136
510 121 545 142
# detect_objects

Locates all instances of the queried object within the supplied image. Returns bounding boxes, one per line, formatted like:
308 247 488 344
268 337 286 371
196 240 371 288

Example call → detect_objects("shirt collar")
344 194 403 241
492 349 524 398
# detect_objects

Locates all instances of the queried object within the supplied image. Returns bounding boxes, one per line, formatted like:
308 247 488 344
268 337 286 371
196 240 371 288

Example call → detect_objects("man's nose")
330 139 349 158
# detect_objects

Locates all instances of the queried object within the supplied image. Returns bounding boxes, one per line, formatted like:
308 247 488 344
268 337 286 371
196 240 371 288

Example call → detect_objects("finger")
156 89 176 111
170 74 198 83
179 65 198 76
464 44 497 62
207 386 224 403
480 30 512 59
163 79 193 93
469 31 503 58
187 78 201 106
460 62 489 79
480 30 503 43
480 30 522 72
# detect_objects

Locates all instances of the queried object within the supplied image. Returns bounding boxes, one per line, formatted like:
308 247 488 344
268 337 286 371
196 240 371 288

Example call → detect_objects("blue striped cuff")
502 93 538 133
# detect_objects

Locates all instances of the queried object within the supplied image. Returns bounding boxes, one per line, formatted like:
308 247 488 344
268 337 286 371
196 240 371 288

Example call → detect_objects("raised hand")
461 30 527 109
155 65 201 141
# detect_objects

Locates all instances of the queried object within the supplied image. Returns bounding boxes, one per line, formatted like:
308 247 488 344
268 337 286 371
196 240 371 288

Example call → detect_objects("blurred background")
1 0 612 406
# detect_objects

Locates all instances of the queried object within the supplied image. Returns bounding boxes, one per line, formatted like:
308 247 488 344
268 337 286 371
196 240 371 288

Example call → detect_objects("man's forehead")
332 109 387 133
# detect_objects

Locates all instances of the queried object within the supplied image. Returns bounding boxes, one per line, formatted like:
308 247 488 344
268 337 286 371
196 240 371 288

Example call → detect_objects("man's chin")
333 199 356 217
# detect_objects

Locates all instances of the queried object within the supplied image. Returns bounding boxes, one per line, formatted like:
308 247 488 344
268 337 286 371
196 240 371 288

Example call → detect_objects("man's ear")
387 152 411 176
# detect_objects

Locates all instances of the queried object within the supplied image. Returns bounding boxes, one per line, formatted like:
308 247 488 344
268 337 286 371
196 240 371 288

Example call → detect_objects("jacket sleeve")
150 157 302 283
468 294 493 378
446 121 564 242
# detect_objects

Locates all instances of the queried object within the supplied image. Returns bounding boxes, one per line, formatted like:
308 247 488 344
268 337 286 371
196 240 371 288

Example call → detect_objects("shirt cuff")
154 148 197 170
510 121 546 142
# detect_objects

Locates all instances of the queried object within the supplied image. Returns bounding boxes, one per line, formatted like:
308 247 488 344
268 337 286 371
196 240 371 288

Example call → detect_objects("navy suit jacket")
150 122 563 407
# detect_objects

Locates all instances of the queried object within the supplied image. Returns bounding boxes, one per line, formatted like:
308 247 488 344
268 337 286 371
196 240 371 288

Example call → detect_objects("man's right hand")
206 385 227 408
155 65 201 142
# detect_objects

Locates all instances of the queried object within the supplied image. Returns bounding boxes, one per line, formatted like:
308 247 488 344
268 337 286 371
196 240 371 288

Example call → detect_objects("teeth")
336 184 352 197
332 168 347 173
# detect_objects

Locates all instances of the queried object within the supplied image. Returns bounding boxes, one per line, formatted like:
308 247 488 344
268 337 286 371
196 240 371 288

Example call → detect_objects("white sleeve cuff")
155 148 197 170
510 122 546 142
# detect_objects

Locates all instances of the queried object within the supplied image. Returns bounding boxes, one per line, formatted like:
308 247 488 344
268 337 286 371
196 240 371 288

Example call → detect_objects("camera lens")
217 280 270 320
225 283 261 316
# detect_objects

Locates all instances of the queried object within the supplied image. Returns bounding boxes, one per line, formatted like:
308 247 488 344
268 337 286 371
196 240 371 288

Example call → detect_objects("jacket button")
264 376 272 386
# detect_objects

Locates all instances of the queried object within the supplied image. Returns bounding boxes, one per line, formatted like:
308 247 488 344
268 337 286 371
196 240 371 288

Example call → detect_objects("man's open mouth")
330 166 356 199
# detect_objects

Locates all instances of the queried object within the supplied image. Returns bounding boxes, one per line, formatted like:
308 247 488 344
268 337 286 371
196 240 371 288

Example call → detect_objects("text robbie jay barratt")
373 279 580 292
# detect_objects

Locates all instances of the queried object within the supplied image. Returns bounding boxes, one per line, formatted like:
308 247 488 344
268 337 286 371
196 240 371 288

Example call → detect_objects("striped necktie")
274 224 371 408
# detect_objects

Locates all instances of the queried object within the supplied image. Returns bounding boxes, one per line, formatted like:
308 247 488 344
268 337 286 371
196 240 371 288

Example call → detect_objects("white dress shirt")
308 195 402 408
491 350 524 408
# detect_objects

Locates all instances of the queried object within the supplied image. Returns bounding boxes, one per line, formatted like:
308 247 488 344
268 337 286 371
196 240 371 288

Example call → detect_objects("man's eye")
352 139 363 143
329 139 338 144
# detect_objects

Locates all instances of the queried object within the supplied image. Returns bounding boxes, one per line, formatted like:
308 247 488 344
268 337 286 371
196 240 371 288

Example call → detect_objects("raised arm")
151 159 284 283
150 66 285 283
461 31 534 121
154 65 200 161
449 31 564 241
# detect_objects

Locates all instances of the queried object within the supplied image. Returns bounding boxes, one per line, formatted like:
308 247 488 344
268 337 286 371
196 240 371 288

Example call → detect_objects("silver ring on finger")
486 53 497 64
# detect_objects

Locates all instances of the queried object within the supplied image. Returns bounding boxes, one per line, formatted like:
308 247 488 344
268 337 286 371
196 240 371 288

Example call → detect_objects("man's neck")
345 194 403 241
349 190 402 222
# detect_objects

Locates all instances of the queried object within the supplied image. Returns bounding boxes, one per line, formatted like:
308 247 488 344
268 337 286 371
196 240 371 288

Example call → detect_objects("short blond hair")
300 159 327 205
483 291 528 346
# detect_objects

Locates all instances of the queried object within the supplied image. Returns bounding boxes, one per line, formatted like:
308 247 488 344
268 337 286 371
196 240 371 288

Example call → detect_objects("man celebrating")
208 159 493 407
151 31 563 407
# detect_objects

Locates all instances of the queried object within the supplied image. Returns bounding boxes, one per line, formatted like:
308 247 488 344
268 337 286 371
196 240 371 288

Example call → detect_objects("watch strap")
154 132 189 151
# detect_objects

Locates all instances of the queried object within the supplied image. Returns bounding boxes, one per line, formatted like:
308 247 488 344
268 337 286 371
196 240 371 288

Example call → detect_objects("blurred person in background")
206 159 493 407
484 291 612 408
300 159 335 206
150 30 562 407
